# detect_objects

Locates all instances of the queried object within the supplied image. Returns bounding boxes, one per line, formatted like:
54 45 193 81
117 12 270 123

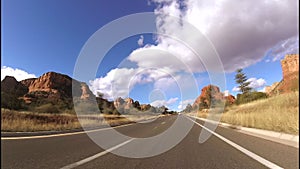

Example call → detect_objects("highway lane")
1 115 298 169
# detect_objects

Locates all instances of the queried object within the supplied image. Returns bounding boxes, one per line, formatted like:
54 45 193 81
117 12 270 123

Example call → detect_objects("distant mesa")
266 54 299 95
113 97 160 114
19 71 94 103
140 104 152 111
114 97 135 113
1 71 172 114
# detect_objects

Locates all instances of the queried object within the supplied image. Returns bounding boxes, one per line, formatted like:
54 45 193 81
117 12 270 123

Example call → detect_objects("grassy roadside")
1 109 158 132
193 92 299 134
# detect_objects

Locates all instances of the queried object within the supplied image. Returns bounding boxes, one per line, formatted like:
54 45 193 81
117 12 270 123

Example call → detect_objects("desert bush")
1 92 23 110
35 103 60 114
235 91 267 105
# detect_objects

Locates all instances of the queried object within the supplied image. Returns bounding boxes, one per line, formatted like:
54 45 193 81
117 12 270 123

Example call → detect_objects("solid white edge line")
184 115 284 169
2 116 163 140
60 138 134 169
1 123 134 140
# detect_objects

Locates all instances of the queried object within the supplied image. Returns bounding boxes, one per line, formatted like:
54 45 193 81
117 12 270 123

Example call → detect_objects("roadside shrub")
236 92 267 105
35 103 60 114
1 92 23 110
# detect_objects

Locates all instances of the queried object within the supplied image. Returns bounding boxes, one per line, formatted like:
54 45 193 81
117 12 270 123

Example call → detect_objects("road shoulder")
187 115 299 148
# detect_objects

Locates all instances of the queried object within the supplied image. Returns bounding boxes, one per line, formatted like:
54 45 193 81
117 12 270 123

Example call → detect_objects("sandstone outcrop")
281 54 299 81
192 85 235 109
225 94 236 105
193 85 224 108
140 104 151 111
113 97 125 109
114 97 141 113
124 98 134 109
1 71 95 111
266 54 299 95
265 82 280 94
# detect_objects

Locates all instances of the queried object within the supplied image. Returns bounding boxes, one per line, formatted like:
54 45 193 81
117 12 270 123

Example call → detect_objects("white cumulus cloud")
150 97 178 108
177 99 194 110
139 0 299 72
90 0 298 105
89 67 171 100
1 66 36 81
232 86 240 92
137 35 144 46
247 78 267 89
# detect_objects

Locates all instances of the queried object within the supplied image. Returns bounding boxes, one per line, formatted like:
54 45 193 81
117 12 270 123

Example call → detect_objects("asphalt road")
1 115 299 169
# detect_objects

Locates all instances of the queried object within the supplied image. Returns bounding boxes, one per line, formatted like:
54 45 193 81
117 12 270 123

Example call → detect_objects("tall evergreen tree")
235 69 252 94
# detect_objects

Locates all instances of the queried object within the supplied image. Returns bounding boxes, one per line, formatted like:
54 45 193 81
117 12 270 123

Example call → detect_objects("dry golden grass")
192 92 299 134
1 109 81 132
1 109 158 132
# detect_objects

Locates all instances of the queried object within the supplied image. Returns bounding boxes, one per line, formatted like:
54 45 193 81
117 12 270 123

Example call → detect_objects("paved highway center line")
60 138 134 169
184 115 284 169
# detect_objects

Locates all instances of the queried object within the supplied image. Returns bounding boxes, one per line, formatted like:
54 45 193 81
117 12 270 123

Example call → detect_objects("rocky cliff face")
265 82 280 94
193 85 224 108
114 97 137 113
192 85 235 109
21 72 74 97
225 95 236 105
124 98 134 109
140 104 151 111
114 97 125 109
267 54 299 95
19 72 93 100
281 54 299 81
1 72 95 111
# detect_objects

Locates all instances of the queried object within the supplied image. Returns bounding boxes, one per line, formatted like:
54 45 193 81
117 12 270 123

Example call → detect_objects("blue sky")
2 0 299 111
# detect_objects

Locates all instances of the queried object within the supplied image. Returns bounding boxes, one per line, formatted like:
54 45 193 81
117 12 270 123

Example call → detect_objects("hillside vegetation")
221 92 298 134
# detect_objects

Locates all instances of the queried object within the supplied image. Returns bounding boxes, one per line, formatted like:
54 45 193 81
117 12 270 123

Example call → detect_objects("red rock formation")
20 78 36 87
192 85 235 109
265 82 280 95
281 54 299 81
268 54 299 95
19 72 93 99
140 104 151 111
114 97 135 110
114 97 125 109
192 85 225 109
124 98 134 109
22 72 73 96
2 71 95 109
225 95 235 105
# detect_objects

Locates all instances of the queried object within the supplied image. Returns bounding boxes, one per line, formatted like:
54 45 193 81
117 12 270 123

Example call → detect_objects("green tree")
235 69 252 94
185 104 192 113
159 106 168 114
